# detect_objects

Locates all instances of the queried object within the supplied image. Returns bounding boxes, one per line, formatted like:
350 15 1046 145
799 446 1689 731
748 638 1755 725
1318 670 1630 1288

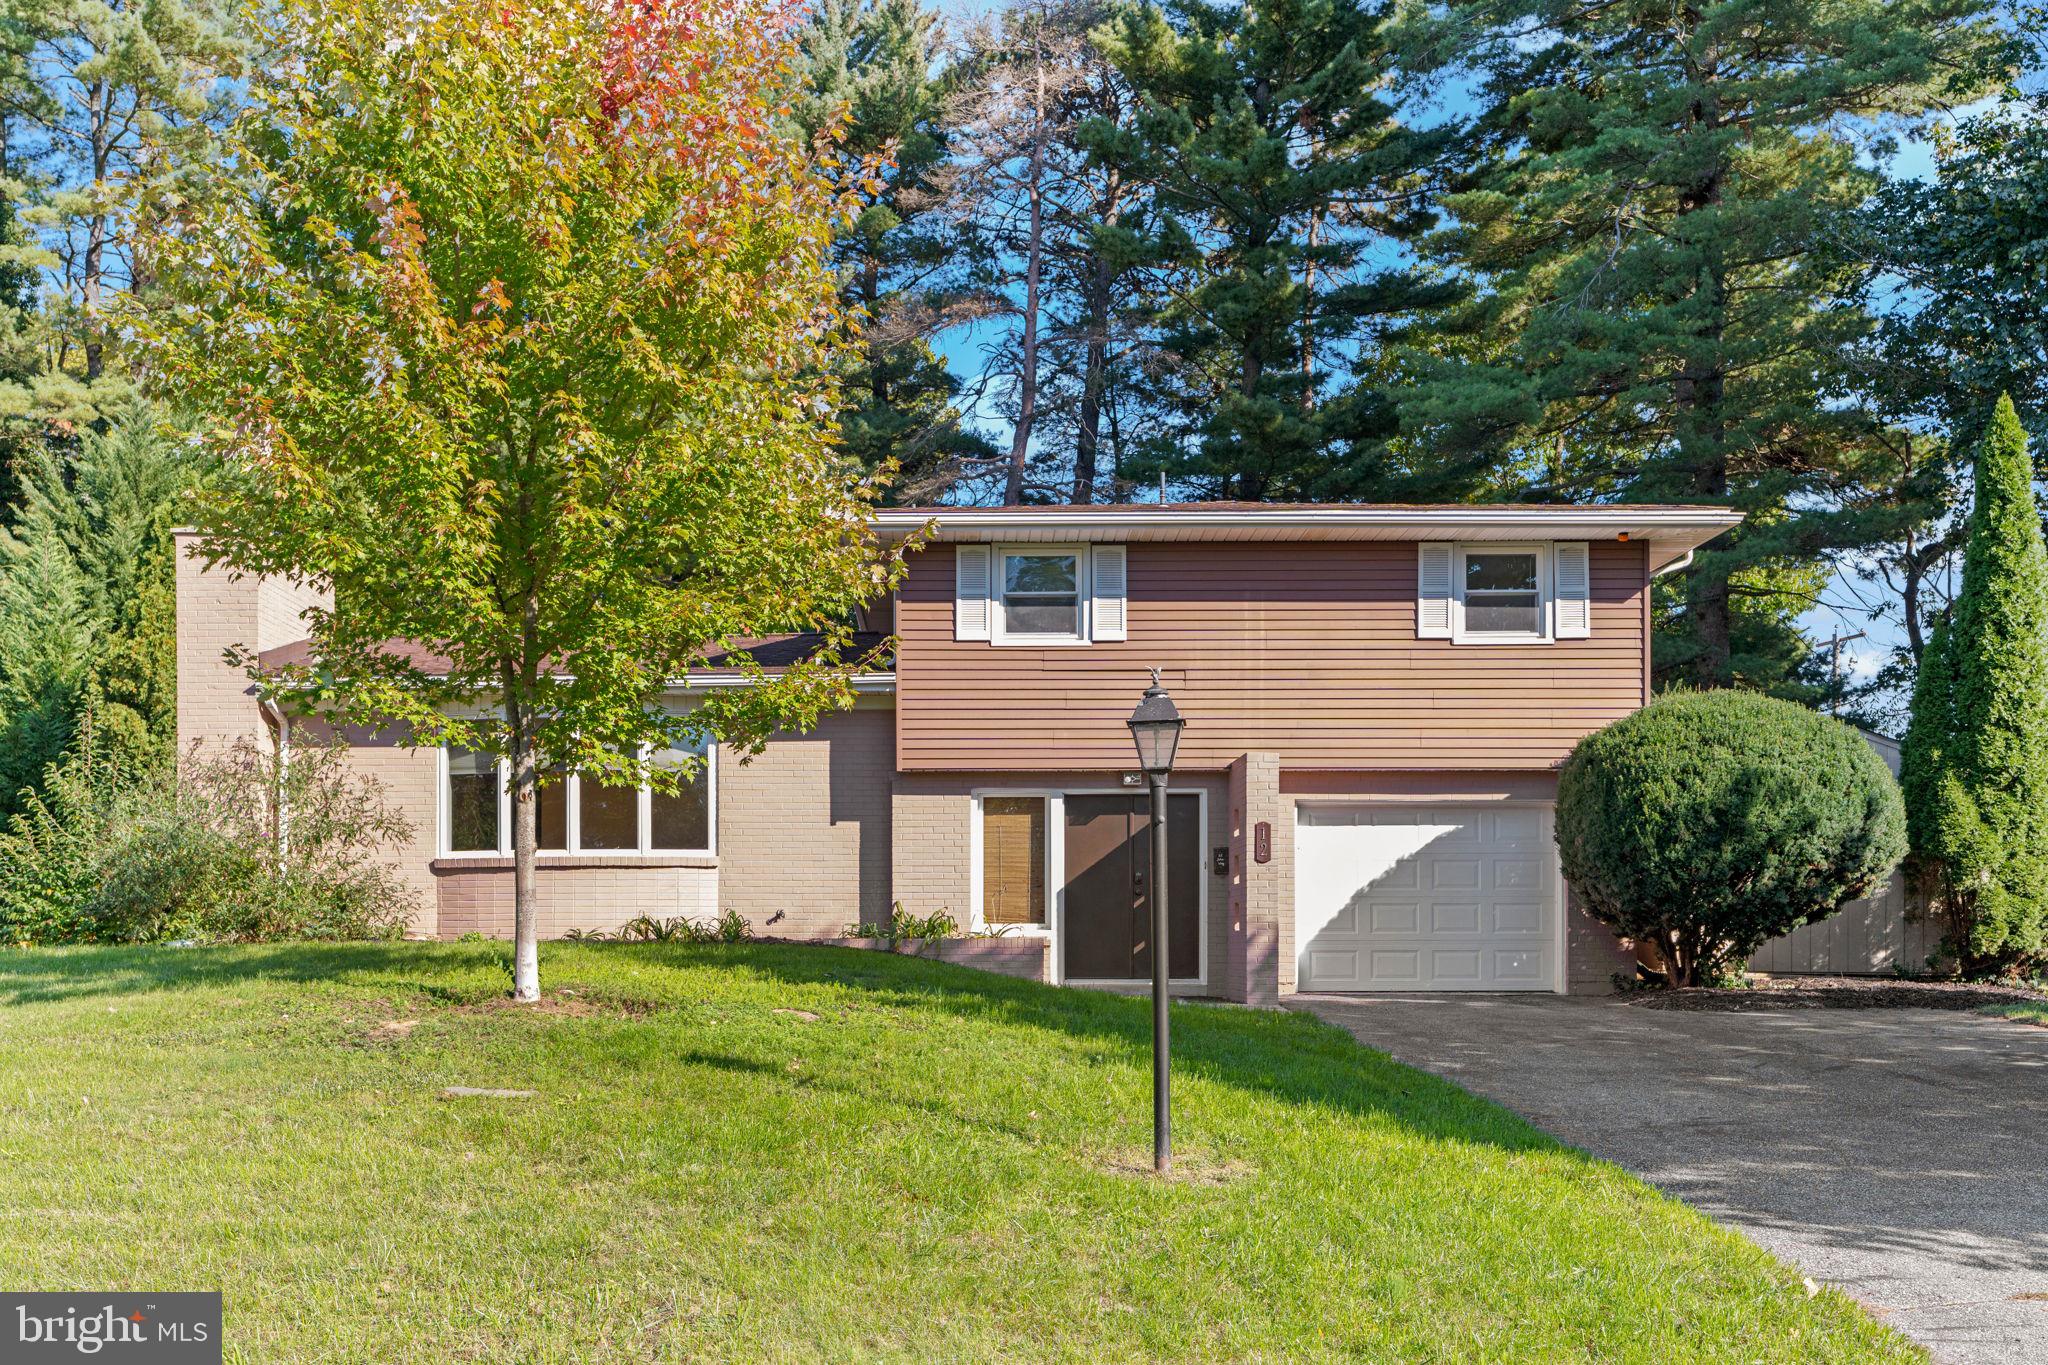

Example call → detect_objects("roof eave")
871 507 1742 569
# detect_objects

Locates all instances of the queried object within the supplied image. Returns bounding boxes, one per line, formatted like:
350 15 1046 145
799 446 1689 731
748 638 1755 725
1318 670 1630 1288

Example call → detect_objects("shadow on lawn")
0 940 1563 1157
659 943 1568 1157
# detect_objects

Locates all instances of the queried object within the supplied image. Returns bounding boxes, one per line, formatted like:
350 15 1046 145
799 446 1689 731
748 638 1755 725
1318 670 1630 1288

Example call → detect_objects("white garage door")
1294 804 1558 992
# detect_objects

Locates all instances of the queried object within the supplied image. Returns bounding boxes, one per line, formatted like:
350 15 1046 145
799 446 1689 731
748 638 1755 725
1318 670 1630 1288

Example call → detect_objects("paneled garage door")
1294 804 1558 992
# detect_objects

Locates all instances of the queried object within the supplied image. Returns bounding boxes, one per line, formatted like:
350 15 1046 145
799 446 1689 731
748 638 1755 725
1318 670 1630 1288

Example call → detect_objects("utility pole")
1824 629 1866 715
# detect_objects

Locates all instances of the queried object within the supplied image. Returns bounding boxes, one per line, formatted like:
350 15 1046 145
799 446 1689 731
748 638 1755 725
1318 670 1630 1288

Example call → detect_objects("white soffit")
872 507 1741 570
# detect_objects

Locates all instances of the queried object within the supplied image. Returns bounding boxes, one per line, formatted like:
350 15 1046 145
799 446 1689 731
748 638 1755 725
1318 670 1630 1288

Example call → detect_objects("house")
174 502 1744 1006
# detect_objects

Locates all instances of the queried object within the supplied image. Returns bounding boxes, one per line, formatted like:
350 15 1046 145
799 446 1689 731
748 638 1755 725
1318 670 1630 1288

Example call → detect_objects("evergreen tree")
1404 0 2012 693
795 0 995 500
1085 0 1455 501
1856 103 2048 458
1899 396 2048 973
0 406 188 810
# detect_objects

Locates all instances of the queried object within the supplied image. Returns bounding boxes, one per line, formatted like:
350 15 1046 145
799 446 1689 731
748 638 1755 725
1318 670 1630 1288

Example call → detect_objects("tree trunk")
1299 208 1319 411
82 76 110 383
1672 50 1732 686
1004 55 1050 506
508 708 540 1003
1072 254 1112 504
1902 542 1926 664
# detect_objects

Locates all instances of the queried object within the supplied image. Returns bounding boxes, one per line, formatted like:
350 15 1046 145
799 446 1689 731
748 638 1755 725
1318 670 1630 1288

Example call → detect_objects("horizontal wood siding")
896 540 1649 771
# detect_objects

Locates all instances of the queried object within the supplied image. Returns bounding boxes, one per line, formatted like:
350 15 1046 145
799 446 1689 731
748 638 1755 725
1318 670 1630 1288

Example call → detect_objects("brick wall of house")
174 530 329 758
435 859 721 937
1565 890 1638 994
295 718 441 936
1227 753 1284 1007
717 698 895 936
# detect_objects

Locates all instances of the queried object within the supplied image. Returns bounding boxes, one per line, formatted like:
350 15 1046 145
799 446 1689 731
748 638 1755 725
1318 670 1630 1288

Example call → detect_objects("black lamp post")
1126 669 1185 1174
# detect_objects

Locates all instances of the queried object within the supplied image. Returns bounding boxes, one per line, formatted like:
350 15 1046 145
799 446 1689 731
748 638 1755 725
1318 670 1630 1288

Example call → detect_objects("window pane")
651 745 712 850
982 797 1045 925
1006 554 1075 594
1465 553 1537 592
448 750 500 852
579 775 639 851
536 771 569 851
1002 597 1078 635
1466 594 1541 634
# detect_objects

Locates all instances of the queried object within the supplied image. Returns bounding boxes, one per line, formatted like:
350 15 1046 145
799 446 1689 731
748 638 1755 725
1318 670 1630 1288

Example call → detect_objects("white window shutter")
1417 543 1453 639
1553 541 1592 638
1091 544 1127 641
955 544 991 641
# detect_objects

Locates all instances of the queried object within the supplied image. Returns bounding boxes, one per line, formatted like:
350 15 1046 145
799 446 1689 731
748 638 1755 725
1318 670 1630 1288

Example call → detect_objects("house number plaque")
1253 822 1271 864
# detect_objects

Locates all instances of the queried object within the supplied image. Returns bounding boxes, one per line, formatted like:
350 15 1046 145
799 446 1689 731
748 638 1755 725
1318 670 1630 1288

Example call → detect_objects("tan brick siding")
717 699 894 936
1566 890 1638 995
1228 753 1284 1006
294 718 440 937
175 530 329 759
436 861 720 938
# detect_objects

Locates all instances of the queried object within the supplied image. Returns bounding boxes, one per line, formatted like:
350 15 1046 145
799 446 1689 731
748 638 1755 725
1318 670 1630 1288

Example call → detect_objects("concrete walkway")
1296 993 2048 1365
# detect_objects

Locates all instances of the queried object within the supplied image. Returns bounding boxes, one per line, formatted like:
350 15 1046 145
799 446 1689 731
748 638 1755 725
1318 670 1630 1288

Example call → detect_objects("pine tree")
794 0 995 501
1857 103 2048 458
1404 0 2012 693
1900 396 2048 973
1085 0 1455 501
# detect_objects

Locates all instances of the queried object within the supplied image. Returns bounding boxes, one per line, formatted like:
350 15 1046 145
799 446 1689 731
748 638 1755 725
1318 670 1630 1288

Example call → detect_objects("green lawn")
1984 999 2048 1026
0 944 1912 1363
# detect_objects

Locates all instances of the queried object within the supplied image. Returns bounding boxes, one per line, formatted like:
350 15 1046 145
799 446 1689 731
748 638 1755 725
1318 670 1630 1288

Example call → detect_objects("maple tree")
137 0 901 999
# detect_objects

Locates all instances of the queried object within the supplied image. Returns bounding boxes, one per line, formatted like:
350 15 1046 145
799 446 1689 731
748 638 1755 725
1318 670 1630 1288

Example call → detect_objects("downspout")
1651 548 1695 579
262 697 290 863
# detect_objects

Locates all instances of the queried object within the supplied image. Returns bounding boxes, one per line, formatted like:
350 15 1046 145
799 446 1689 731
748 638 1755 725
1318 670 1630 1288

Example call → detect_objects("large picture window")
440 740 715 857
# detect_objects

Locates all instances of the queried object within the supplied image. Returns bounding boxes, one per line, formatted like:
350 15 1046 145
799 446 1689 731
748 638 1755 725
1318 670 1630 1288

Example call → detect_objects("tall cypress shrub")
1902 395 2048 972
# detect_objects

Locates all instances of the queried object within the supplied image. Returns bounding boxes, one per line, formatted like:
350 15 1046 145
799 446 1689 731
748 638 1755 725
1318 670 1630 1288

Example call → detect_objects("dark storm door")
1061 793 1201 981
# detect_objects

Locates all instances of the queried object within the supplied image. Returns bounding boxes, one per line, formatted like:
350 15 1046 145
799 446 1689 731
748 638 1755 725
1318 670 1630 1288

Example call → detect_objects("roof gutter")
872 507 1743 536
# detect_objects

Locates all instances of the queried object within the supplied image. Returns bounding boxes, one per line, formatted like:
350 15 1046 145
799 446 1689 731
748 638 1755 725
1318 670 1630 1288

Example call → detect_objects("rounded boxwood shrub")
1556 690 1906 987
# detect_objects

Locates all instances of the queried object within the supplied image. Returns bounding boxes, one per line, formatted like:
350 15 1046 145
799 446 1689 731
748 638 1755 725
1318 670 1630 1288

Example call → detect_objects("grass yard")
1984 999 2048 1026
0 943 1914 1363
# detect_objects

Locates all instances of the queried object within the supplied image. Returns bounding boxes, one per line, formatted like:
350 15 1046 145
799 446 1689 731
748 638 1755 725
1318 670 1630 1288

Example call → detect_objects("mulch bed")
1631 974 2048 1012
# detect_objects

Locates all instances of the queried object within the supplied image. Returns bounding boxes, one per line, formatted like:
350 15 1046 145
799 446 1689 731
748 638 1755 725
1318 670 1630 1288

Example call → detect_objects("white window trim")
436 742 717 859
970 786 1209 990
968 792 1056 938
1452 541 1554 646
990 543 1093 646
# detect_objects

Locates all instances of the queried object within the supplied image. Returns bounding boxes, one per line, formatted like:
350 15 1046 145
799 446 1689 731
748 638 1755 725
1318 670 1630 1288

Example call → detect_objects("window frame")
991 543 1092 646
974 793 1052 932
436 740 717 859
1452 541 1554 645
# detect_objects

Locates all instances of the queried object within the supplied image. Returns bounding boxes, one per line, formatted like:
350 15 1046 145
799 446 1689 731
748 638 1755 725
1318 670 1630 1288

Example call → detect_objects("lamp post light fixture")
1126 669 1185 1174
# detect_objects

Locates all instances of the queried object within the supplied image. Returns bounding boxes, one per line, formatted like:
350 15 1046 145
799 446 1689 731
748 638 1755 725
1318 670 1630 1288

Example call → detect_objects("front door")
1062 793 1201 982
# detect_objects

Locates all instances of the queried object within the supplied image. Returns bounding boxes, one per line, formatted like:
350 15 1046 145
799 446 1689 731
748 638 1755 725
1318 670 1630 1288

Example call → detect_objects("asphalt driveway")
1296 994 2048 1365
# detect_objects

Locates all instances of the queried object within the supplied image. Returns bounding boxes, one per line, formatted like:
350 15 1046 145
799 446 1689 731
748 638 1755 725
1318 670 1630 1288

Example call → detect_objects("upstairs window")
1419 541 1589 644
1461 549 1542 636
997 549 1084 642
957 543 1127 644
